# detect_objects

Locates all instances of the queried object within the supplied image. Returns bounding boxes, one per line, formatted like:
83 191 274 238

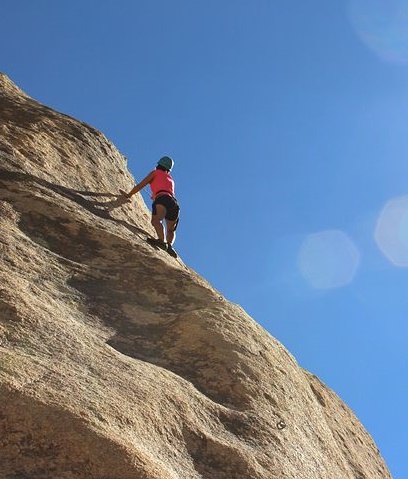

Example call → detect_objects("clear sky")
2 1 407 476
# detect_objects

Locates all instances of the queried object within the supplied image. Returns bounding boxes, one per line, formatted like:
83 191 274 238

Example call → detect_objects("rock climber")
120 156 180 258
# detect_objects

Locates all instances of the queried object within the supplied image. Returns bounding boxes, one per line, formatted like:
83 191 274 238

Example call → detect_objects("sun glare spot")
298 230 360 290
375 196 408 266
349 0 408 64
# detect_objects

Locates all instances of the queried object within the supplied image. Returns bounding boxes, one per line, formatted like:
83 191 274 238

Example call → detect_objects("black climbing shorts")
152 195 180 228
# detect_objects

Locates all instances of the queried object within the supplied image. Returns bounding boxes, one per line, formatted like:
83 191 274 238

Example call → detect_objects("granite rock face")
0 74 391 479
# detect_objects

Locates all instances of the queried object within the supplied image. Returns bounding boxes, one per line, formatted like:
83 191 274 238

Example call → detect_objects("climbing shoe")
167 244 178 258
146 237 168 251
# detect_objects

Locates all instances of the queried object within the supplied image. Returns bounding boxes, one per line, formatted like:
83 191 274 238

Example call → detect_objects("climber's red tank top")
150 169 175 199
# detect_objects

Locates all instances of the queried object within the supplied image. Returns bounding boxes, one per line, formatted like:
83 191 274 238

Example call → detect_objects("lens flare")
349 0 408 63
298 230 360 289
375 196 408 266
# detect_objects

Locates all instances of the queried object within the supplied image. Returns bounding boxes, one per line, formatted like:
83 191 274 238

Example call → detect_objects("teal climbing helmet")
157 156 174 171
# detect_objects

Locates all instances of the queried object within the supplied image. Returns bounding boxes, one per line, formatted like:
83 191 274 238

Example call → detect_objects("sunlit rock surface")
0 73 391 479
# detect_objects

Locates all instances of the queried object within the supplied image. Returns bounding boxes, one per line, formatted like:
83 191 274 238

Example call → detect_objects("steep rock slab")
0 74 391 478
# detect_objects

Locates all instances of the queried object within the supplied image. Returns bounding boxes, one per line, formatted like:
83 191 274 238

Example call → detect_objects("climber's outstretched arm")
122 171 155 198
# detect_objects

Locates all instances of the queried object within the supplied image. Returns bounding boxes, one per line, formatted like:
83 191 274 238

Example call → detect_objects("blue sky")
2 1 408 476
